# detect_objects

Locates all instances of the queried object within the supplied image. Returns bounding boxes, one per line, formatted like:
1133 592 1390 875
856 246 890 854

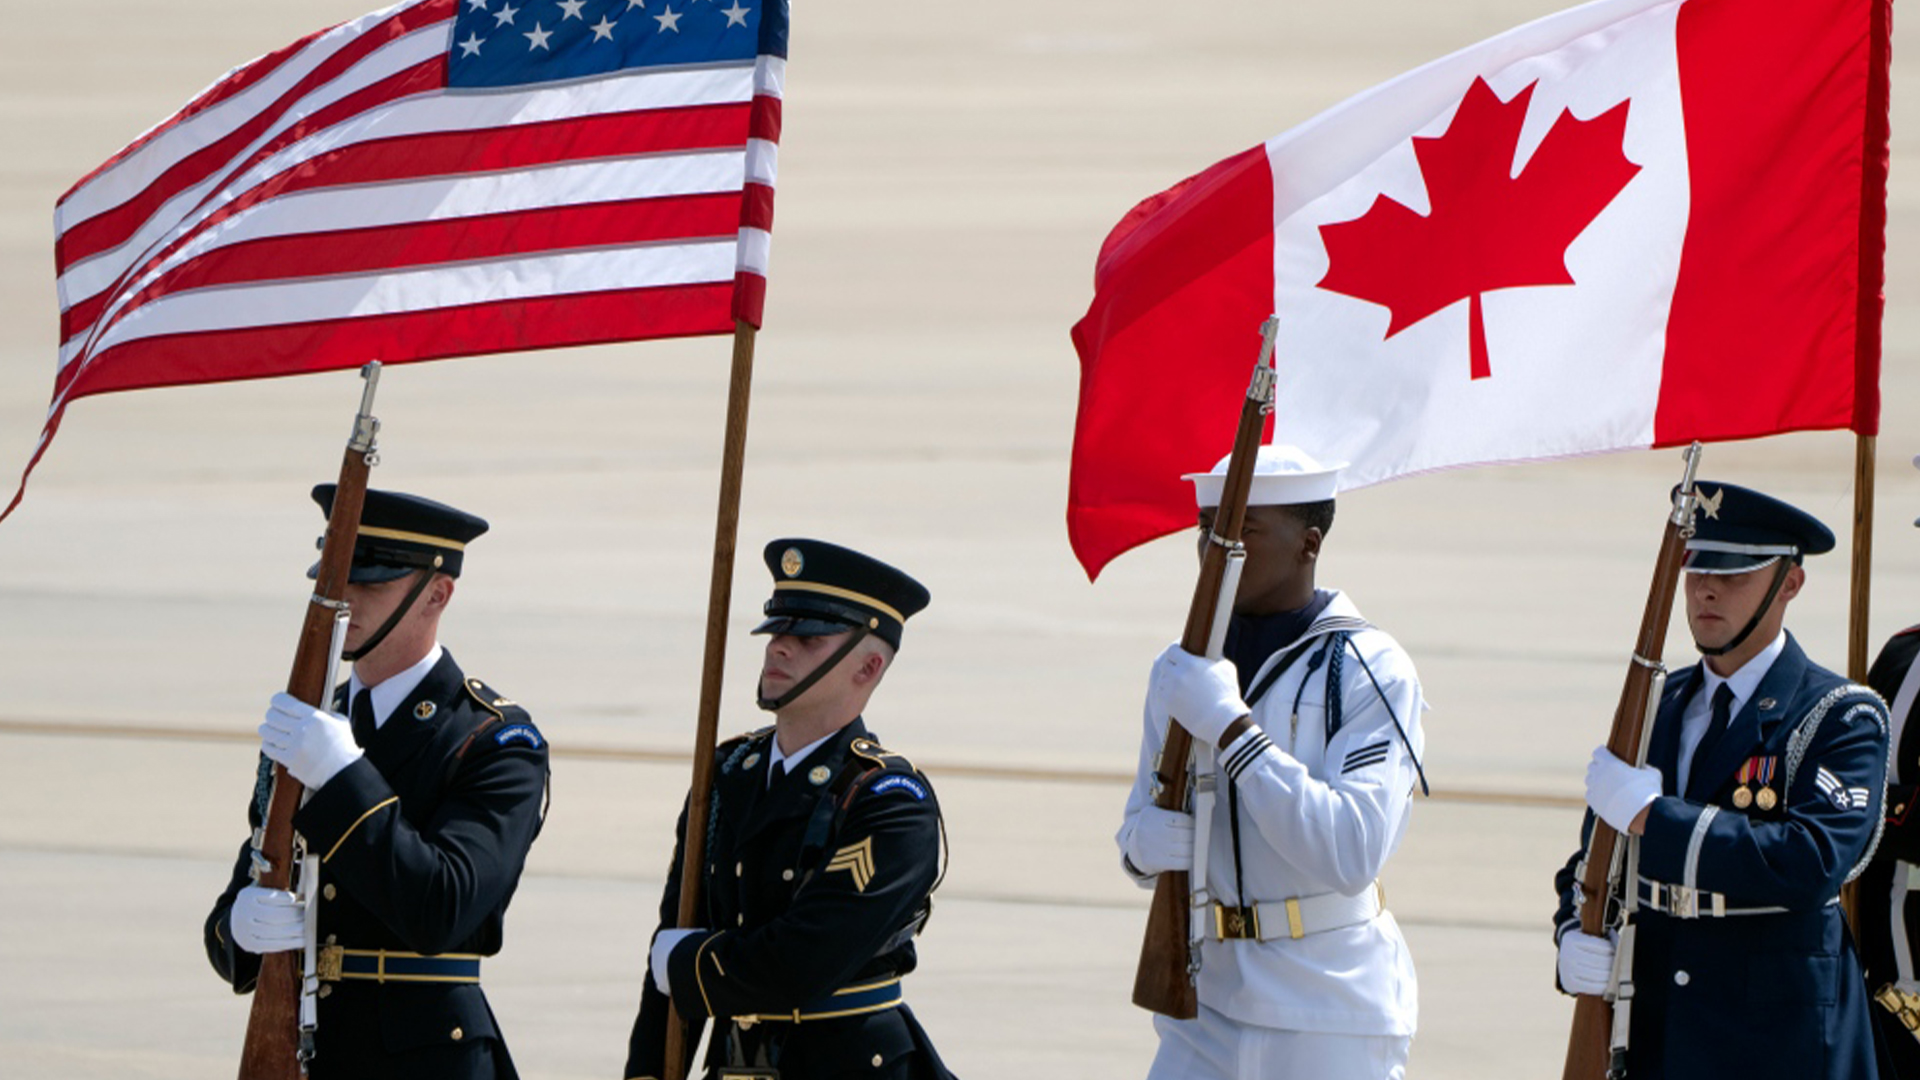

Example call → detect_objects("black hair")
1276 498 1336 537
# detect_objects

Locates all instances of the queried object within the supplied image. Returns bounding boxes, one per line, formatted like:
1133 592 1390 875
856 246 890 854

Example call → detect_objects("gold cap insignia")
780 547 804 578
808 765 831 786
413 701 436 721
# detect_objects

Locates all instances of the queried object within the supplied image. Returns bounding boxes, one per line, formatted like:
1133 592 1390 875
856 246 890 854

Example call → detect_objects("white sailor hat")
1185 444 1344 509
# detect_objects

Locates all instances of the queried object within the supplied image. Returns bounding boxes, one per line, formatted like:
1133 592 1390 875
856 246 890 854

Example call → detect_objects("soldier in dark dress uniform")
625 539 956 1080
1859 456 1920 1077
1552 482 1890 1080
206 487 550 1080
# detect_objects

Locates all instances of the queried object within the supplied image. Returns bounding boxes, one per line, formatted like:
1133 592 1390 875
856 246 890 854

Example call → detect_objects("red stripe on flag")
731 270 766 328
740 183 775 231
748 94 782 142
1067 144 1273 579
63 283 739 400
1852 0 1892 434
56 4 454 270
1656 0 1875 445
74 194 744 347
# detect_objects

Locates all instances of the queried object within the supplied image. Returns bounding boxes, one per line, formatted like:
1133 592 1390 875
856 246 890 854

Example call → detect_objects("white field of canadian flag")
1069 0 1888 578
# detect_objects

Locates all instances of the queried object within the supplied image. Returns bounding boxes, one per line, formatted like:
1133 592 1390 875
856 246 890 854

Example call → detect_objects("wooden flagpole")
1850 434 1877 682
663 320 759 1079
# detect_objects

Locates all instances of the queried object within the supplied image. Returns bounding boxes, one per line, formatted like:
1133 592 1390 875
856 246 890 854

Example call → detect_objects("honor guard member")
1859 455 1920 1075
1115 446 1429 1080
205 487 550 1079
624 539 957 1080
1553 482 1889 1080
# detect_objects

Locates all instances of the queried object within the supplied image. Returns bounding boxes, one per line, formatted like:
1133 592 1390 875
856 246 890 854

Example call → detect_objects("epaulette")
460 677 543 754
842 738 932 805
849 736 917 773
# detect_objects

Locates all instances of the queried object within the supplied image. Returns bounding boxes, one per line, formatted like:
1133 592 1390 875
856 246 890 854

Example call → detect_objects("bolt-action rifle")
1561 442 1704 1080
237 363 383 1080
1132 317 1280 1019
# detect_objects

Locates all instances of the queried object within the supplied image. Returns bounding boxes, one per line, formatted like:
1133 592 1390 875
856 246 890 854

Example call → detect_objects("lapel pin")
809 765 831 786
414 701 436 721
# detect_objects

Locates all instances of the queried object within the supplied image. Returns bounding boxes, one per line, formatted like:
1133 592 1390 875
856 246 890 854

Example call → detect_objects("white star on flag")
655 6 681 31
458 31 484 55
557 0 586 18
721 1 750 27
492 2 519 25
466 0 489 9
524 22 552 48
589 15 616 39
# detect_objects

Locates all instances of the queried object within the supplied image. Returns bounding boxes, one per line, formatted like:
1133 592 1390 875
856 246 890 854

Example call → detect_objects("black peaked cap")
309 485 489 583
1676 481 1834 574
752 538 929 650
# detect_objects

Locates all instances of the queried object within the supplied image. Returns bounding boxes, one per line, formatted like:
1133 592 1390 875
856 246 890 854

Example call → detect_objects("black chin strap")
342 565 438 662
1694 559 1792 658
757 626 872 712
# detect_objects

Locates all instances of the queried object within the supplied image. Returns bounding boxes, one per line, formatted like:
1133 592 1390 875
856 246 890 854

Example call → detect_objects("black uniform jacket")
625 718 955 1080
1553 633 1889 1080
1858 625 1920 1073
205 651 549 1080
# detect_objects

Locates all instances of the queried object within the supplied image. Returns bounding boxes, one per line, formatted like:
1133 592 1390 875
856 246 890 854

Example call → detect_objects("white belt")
1209 883 1383 941
1637 877 1836 919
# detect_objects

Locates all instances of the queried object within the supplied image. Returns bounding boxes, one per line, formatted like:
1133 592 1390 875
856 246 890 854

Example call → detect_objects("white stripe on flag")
736 227 771 274
82 241 739 356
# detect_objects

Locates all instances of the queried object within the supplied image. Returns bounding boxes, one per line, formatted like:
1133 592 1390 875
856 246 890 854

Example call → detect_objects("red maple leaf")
1316 77 1641 379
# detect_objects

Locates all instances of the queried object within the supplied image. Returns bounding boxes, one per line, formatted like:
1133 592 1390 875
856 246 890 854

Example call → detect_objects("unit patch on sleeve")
494 724 545 750
869 774 928 801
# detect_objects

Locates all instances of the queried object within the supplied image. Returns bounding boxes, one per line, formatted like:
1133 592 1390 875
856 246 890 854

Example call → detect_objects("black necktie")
350 689 378 748
1692 683 1735 788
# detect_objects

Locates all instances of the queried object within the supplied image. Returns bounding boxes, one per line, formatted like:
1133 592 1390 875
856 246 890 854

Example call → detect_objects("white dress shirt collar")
768 728 836 787
1699 630 1788 716
348 643 445 731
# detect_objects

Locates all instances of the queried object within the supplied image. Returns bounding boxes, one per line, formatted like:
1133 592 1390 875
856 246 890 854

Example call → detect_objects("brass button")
318 985 332 999
1674 970 1690 986
782 869 794 882
322 884 337 901
451 1026 464 1041
736 914 745 926
872 1054 884 1067
735 862 744 878
1899 804 1909 816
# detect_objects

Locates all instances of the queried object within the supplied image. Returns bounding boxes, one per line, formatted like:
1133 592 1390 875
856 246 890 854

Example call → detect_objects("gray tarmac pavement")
4 1 1920 1077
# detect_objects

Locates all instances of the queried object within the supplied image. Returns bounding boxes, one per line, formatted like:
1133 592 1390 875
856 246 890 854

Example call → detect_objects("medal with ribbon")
1755 756 1779 810
1733 757 1757 809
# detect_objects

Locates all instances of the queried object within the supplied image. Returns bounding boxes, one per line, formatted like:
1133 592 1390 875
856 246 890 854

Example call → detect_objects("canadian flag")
1068 0 1889 578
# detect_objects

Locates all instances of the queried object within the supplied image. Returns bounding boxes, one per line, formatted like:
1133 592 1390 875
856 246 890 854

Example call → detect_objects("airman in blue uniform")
625 539 957 1080
1553 482 1890 1080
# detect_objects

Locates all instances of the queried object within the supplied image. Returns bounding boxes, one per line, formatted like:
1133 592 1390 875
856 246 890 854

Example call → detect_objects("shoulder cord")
1341 636 1429 797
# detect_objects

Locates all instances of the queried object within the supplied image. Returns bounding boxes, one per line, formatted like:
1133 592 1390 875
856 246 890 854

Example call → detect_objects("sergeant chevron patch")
826 837 876 892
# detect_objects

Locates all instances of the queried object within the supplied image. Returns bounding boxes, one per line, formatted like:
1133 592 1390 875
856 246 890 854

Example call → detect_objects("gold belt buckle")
317 944 343 982
1875 984 1920 1037
1213 903 1260 940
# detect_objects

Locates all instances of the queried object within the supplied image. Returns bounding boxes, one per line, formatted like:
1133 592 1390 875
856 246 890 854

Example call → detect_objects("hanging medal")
1732 757 1756 809
1755 756 1778 810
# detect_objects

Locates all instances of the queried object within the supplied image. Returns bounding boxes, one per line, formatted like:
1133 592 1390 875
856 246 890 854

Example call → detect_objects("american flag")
14 0 788 520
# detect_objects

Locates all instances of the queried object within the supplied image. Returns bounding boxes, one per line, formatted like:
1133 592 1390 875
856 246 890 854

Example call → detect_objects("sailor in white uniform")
1116 445 1428 1080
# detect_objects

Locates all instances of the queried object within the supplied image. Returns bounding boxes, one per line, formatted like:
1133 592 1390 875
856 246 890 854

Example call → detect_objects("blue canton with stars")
448 0 787 88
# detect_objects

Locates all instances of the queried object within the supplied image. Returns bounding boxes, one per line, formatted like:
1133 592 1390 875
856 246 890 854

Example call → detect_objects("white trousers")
1148 1003 1410 1080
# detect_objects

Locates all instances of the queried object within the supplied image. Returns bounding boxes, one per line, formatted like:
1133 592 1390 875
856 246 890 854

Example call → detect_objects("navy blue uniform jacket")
1857 625 1920 1075
205 651 549 1080
625 718 954 1080
1553 633 1889 1080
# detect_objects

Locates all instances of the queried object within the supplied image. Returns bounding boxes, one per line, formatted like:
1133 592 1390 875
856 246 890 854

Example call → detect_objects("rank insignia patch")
1814 766 1871 810
495 724 544 750
869 775 928 801
826 837 876 892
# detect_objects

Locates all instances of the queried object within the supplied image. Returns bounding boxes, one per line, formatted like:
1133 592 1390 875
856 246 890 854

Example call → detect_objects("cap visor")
1683 550 1783 575
752 615 855 638
307 560 417 584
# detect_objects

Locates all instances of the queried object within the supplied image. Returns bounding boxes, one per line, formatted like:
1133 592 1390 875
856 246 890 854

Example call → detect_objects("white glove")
1557 928 1616 996
229 886 306 954
259 692 363 789
1148 645 1248 746
1585 747 1662 834
1122 805 1195 876
650 927 702 995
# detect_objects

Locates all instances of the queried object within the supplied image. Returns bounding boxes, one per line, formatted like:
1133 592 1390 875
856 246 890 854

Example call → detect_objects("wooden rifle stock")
238 364 382 1080
1132 318 1279 1019
1561 443 1702 1080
